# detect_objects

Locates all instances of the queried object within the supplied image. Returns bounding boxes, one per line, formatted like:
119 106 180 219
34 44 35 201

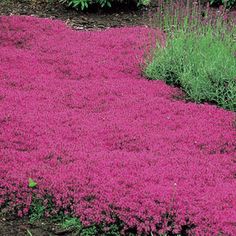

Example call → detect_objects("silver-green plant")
145 0 236 111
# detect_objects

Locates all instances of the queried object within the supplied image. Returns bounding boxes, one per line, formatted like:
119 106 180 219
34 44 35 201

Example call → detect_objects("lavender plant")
145 0 236 111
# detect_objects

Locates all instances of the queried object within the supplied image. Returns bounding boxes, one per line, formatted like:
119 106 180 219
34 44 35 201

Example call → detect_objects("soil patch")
0 216 60 236
0 0 157 30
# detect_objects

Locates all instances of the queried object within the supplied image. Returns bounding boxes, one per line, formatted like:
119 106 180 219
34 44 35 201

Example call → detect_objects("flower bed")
0 16 235 235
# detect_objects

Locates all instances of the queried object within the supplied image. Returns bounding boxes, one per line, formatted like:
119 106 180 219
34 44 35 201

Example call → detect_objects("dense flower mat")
0 16 236 235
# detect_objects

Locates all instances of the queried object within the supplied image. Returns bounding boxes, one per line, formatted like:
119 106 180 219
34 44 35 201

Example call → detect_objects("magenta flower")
0 15 235 235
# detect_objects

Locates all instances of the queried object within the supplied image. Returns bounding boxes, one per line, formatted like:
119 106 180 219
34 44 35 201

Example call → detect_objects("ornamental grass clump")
145 0 236 111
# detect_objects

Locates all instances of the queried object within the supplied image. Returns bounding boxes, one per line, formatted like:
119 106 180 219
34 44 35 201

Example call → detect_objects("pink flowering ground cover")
0 15 236 235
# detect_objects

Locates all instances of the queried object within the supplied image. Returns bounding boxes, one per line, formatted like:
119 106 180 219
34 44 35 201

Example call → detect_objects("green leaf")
81 1 85 10
28 178 37 188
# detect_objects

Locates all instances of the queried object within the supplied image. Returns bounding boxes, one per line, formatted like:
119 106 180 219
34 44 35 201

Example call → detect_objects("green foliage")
106 224 120 235
81 225 98 236
61 216 83 232
29 198 45 223
29 194 55 223
27 193 122 235
144 1 236 111
60 217 122 235
28 178 37 188
209 0 236 8
96 0 112 7
59 0 149 11
137 0 150 6
26 229 33 236
27 193 190 235
61 217 99 235
59 0 91 10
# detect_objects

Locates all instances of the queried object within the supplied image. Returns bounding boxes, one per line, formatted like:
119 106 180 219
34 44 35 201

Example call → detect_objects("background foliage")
209 0 236 8
59 0 150 10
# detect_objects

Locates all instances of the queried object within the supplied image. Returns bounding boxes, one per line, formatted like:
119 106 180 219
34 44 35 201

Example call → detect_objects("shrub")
144 0 236 111
59 0 93 10
59 0 150 10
